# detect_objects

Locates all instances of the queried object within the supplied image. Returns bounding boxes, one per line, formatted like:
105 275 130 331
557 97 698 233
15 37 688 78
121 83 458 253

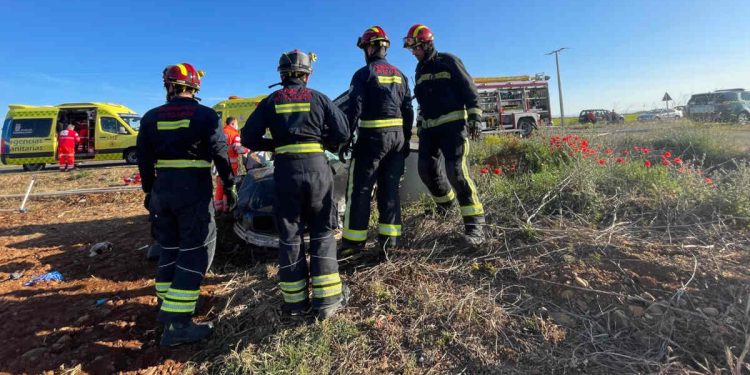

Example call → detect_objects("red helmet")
403 24 434 48
162 63 204 91
357 26 390 49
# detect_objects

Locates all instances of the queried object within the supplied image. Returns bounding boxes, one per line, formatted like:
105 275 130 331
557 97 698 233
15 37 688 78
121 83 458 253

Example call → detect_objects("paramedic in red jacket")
58 124 79 171
214 117 247 212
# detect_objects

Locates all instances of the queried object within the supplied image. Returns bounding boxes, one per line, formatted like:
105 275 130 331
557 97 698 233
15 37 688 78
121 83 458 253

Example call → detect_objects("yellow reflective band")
176 64 187 76
160 300 196 313
360 118 403 128
422 110 468 129
282 290 308 303
377 75 402 84
378 223 402 237
279 279 307 291
433 190 456 204
155 282 171 291
156 159 212 168
274 143 324 154
165 289 200 301
343 228 368 242
416 71 451 85
313 285 342 298
461 138 481 210
370 26 380 33
467 108 483 116
275 102 311 114
312 273 341 285
413 25 426 38
157 119 190 130
460 204 485 216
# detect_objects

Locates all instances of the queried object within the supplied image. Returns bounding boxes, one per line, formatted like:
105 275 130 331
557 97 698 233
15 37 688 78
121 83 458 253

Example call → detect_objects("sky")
1 0 748 118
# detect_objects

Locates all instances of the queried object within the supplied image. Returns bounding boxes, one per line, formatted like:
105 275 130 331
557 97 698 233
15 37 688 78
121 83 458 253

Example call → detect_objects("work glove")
143 193 151 211
224 185 238 211
338 142 353 162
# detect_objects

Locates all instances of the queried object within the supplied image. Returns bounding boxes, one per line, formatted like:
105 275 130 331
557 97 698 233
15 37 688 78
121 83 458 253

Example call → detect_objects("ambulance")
212 95 266 128
1 103 141 171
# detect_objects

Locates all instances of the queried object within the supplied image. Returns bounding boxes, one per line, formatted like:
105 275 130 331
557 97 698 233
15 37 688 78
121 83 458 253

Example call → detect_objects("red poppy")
633 146 641 151
644 160 652 167
480 167 489 175
615 157 625 164
605 148 614 155
597 159 606 165
663 151 672 158
623 150 630 156
580 139 589 148
662 159 671 166
672 157 683 164
641 148 651 154
678 166 686 173
704 177 713 184
493 167 502 175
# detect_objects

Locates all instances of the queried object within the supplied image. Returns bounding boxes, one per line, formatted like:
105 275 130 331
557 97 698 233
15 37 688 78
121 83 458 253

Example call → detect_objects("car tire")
737 112 749 125
518 118 534 137
124 148 138 165
22 163 44 172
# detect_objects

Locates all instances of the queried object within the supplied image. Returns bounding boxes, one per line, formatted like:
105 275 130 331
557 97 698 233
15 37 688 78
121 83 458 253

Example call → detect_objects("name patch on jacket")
274 88 313 114
417 71 451 85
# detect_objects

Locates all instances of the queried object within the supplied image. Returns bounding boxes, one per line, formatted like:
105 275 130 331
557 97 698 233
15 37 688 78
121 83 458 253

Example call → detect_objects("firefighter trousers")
343 130 405 246
274 154 342 311
417 122 485 231
150 170 216 324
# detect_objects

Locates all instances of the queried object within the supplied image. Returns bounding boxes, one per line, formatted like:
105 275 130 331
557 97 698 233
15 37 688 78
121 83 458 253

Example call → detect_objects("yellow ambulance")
1 102 141 171
212 95 266 128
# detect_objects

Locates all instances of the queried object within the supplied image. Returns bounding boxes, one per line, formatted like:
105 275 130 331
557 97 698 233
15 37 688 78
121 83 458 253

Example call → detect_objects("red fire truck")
473 73 551 137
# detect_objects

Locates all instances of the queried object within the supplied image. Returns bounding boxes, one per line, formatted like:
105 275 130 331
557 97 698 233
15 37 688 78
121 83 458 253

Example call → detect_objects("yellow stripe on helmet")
370 26 380 33
176 64 187 76
413 25 426 38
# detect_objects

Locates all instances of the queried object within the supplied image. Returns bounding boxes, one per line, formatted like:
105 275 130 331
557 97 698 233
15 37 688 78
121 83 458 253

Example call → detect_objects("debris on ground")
89 241 113 257
23 271 64 286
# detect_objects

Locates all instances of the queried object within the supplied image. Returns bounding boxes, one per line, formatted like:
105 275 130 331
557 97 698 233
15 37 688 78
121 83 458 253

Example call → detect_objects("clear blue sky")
1 0 748 117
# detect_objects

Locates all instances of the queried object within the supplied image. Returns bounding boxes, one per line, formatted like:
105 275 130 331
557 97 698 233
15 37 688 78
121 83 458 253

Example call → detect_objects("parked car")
637 108 682 122
578 109 624 125
686 89 750 124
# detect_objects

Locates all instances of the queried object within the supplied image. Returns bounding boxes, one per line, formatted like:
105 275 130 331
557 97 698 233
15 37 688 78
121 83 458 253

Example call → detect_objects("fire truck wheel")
518 118 534 137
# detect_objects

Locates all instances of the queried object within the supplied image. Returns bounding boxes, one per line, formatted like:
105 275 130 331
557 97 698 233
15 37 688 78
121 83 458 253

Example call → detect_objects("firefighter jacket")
58 129 79 153
242 80 349 155
346 57 414 141
136 97 234 194
223 125 246 163
413 50 482 128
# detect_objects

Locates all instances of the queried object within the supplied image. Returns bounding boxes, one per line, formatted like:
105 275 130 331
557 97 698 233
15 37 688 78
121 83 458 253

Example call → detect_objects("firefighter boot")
377 234 400 257
160 321 213 347
338 239 365 259
316 284 350 320
463 225 485 247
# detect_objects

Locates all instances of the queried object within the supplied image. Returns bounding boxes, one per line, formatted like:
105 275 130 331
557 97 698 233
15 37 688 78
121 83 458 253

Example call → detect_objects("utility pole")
546 48 567 126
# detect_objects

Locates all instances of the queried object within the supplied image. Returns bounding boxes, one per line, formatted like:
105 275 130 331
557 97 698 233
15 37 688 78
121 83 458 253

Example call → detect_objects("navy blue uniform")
343 57 414 248
137 96 234 324
413 50 485 231
242 79 349 310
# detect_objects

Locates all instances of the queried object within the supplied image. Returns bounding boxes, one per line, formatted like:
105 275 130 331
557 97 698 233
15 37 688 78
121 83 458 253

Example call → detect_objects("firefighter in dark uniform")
341 26 414 256
242 50 350 319
403 24 486 246
137 63 236 347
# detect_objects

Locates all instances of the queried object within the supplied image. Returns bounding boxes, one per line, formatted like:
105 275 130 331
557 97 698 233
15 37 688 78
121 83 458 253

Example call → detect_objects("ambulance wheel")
124 148 138 165
22 163 44 172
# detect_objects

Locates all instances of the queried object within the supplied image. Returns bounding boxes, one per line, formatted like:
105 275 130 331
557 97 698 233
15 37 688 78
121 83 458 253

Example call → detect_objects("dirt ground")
0 186 216 374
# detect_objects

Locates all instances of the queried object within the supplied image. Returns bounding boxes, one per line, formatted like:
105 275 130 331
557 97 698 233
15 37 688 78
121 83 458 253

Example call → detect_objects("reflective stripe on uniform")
282 290 308 303
155 281 171 299
313 284 342 298
156 159 212 168
422 109 468 129
360 118 402 128
377 76 402 84
160 300 196 313
311 273 341 286
279 279 307 292
460 138 483 216
343 228 367 242
275 103 311 114
157 119 191 130
416 71 452 85
433 190 456 204
378 223 402 237
467 107 483 116
165 288 200 301
274 143 324 154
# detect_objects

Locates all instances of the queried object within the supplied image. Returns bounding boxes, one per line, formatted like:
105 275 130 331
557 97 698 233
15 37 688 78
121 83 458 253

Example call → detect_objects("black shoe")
316 285 350 320
463 227 486 247
338 240 365 259
282 302 311 317
160 321 213 347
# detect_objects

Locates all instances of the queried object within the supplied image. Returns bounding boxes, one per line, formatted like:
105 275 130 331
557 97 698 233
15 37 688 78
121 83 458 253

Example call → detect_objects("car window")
101 117 121 134
689 94 711 105
9 118 53 138
742 92 750 101
717 92 738 103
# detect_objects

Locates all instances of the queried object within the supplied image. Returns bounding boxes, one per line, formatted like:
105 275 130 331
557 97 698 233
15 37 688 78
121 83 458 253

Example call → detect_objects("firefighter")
403 24 486 246
242 50 350 319
136 62 236 347
214 117 247 212
57 124 79 171
341 26 414 256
